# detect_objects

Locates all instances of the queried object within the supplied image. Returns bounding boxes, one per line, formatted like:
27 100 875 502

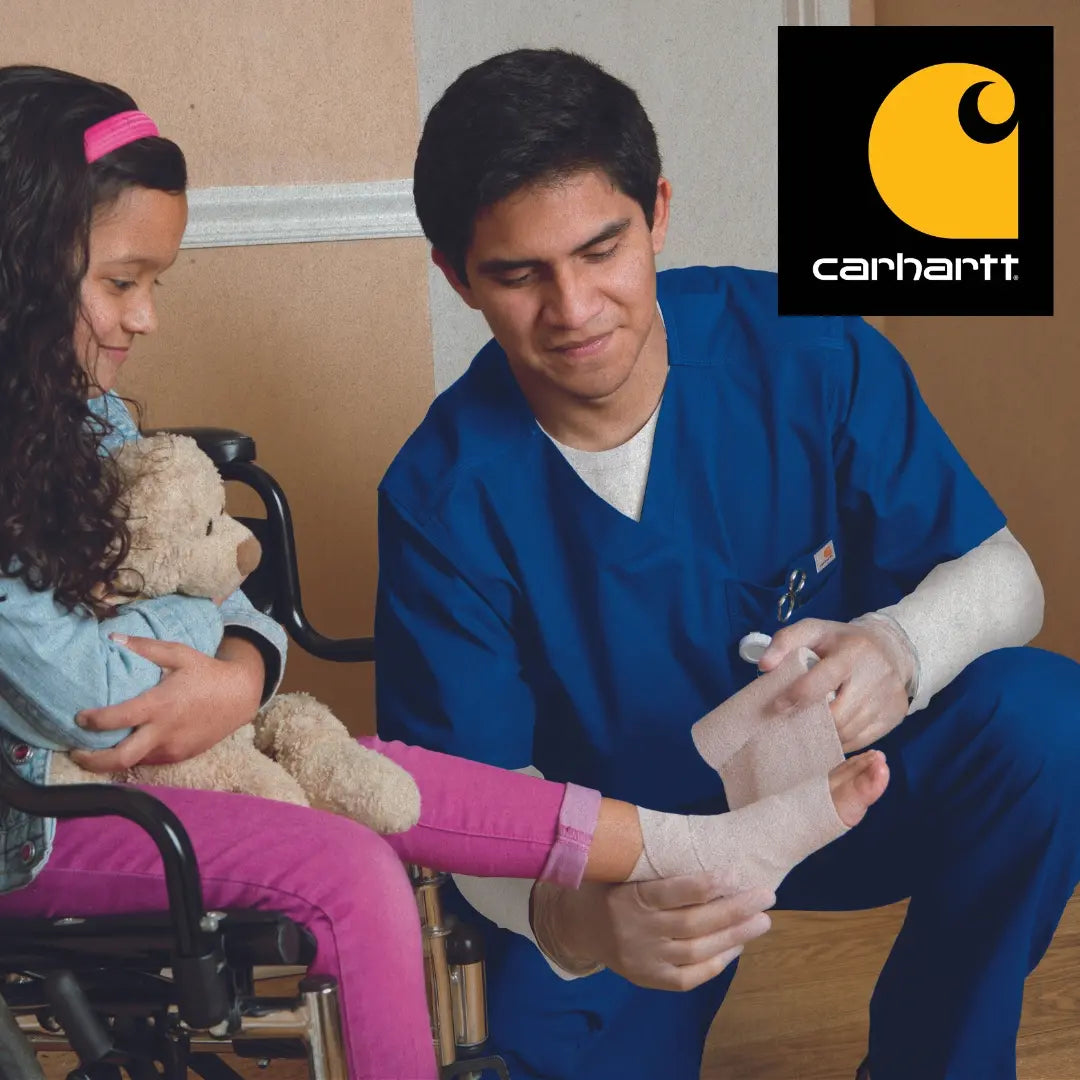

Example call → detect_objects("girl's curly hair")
0 66 186 612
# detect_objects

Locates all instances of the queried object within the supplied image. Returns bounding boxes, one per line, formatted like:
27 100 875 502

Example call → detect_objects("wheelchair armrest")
218 459 375 664
0 758 229 1028
145 426 257 466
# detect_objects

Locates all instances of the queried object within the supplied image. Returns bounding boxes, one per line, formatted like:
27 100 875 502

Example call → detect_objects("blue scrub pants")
485 647 1080 1080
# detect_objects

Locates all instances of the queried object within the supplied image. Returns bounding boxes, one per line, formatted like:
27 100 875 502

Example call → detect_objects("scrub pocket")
725 541 844 642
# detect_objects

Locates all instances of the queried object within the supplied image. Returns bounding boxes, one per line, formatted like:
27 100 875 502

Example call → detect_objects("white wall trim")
784 0 818 24
182 179 423 249
782 0 849 26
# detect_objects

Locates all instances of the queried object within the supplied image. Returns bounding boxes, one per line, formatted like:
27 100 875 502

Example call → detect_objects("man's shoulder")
658 264 783 312
379 339 532 521
659 266 858 394
658 266 848 359
659 263 775 302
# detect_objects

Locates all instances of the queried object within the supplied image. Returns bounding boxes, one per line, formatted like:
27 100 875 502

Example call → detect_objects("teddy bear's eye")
206 520 214 536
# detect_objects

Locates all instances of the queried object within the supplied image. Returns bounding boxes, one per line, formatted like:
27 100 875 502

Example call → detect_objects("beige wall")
7 4 419 185
871 0 1080 661
125 240 432 732
2 3 433 731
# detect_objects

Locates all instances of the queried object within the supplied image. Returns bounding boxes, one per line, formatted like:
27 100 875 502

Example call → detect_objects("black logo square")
778 26 1053 316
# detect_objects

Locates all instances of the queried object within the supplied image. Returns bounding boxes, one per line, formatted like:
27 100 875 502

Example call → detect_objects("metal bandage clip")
777 568 807 623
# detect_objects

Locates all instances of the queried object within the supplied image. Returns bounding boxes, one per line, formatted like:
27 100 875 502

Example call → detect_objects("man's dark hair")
413 48 662 281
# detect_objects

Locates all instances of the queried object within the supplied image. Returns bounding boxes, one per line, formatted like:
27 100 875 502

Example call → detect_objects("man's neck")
530 312 668 452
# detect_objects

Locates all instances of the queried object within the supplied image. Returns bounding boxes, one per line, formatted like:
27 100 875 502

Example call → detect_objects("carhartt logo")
868 63 1018 240
778 27 1052 316
814 541 836 574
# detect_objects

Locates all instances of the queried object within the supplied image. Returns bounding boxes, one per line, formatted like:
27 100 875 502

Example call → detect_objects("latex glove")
531 872 774 991
71 633 264 770
758 616 915 753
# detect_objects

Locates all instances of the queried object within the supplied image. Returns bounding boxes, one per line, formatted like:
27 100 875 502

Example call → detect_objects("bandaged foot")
691 646 844 809
629 750 888 890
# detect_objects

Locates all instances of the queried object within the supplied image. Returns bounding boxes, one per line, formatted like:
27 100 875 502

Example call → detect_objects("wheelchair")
0 427 509 1080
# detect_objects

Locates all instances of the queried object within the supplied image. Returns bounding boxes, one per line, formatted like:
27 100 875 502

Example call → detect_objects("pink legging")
0 737 601 1080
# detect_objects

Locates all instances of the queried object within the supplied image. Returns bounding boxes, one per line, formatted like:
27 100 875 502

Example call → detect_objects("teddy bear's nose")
237 536 262 577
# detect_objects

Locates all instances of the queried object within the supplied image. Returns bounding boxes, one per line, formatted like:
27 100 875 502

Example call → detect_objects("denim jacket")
0 393 287 892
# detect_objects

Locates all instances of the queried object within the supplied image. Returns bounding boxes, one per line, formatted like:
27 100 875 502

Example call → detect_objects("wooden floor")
704 894 1080 1079
40 894 1080 1079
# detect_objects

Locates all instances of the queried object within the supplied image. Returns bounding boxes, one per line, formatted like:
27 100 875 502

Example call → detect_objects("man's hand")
71 633 265 771
532 871 774 991
758 617 914 752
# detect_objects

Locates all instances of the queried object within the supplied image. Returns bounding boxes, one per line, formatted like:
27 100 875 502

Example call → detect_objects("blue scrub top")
376 265 1004 814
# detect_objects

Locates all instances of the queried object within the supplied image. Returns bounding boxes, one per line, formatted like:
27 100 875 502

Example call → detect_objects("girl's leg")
0 787 438 1080
359 735 606 885
360 736 889 893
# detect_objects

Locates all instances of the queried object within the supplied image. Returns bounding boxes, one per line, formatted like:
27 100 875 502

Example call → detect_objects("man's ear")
650 177 673 257
432 248 481 310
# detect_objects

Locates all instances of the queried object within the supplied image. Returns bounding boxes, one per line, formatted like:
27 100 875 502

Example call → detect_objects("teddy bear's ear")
114 432 184 481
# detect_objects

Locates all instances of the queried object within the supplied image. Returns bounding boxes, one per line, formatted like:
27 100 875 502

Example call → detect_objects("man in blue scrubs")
376 48 1079 1080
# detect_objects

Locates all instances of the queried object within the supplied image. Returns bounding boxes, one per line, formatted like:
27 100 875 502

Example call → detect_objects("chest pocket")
725 539 844 638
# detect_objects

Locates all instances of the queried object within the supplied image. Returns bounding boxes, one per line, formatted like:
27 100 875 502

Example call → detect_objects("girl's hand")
71 634 265 771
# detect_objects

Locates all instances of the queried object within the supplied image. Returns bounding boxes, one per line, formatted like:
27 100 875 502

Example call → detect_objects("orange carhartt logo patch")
814 541 836 574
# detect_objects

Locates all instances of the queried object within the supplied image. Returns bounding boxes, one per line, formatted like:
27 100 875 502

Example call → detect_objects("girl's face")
75 186 187 395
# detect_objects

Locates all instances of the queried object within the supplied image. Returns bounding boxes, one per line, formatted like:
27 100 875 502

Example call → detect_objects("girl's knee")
276 812 425 964
261 807 418 925
308 811 414 891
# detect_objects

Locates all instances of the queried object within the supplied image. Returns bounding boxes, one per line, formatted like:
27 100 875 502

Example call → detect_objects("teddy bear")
49 433 421 836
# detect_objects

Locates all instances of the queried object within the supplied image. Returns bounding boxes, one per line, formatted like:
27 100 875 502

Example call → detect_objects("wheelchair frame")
0 426 510 1080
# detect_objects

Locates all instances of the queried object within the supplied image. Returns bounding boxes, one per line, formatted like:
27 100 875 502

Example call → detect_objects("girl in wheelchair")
0 66 888 1078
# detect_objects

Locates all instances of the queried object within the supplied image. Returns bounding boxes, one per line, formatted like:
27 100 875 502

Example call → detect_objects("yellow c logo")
868 63 1018 239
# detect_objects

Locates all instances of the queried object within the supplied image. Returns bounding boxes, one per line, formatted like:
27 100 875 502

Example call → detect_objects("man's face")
438 170 671 419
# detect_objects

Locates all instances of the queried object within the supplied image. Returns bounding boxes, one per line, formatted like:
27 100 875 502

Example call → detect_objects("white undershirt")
540 398 661 522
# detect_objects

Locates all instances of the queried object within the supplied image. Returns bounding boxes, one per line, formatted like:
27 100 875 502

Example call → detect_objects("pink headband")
83 110 160 164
